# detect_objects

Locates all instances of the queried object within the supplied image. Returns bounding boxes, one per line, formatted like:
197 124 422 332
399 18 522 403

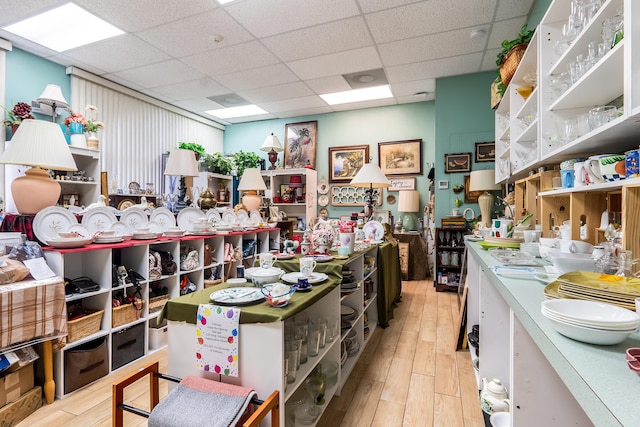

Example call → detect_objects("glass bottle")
615 250 638 278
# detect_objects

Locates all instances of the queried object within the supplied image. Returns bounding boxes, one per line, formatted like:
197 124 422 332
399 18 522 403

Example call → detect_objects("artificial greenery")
495 24 535 96
202 152 233 175
177 142 206 155
233 150 262 176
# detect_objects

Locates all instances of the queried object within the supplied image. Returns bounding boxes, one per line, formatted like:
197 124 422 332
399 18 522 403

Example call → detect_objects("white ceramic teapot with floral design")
480 378 510 414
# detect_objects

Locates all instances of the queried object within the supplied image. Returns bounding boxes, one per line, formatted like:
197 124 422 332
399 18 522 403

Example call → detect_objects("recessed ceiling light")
357 75 375 83
205 105 268 119
3 3 124 52
470 29 487 40
414 92 429 98
320 85 393 105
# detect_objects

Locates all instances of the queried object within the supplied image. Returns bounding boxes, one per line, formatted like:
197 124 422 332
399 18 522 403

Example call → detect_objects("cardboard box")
0 386 41 426
0 363 34 407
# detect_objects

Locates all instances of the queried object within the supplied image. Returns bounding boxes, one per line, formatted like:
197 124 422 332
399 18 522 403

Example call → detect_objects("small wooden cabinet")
434 226 468 292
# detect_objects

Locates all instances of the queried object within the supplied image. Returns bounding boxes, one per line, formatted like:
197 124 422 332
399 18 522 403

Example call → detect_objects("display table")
0 277 67 404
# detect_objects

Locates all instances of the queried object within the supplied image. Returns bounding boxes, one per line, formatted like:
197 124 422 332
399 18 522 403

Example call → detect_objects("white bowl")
544 314 634 345
490 412 510 427
250 267 284 286
542 299 640 326
560 239 594 254
548 251 597 274
539 237 559 248
541 308 638 331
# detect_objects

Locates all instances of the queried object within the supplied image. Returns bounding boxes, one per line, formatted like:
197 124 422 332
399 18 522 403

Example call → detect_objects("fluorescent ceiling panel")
218 0 237 4
320 85 393 105
3 3 124 52
205 104 268 119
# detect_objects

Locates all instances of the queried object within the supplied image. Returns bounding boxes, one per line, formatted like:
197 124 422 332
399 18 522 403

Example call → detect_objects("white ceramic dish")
46 237 93 249
177 207 206 231
222 210 236 226
132 233 157 240
68 224 91 238
550 254 597 274
209 287 264 306
149 207 175 231
542 299 640 325
249 210 262 225
120 207 149 232
362 220 384 241
110 221 130 237
541 308 638 331
489 411 510 427
206 209 222 224
147 221 163 235
236 210 249 227
94 236 124 244
33 206 79 244
281 272 329 284
490 265 539 279
250 267 284 286
543 314 634 345
81 207 118 235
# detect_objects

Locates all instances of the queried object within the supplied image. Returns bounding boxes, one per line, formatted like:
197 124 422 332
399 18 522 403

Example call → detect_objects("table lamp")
164 148 200 211
469 169 501 228
349 163 390 221
398 190 420 231
260 133 283 170
37 84 69 122
0 119 77 214
237 167 266 211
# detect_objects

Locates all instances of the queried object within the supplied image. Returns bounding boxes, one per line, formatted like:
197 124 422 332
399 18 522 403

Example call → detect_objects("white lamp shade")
0 119 77 171
238 168 267 191
398 190 420 213
260 133 283 152
37 84 69 109
469 169 500 192
164 148 200 177
350 163 390 188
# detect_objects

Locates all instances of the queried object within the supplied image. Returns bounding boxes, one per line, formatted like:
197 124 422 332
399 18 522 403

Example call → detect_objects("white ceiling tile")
396 94 435 104
74 0 217 32
215 64 300 92
390 79 436 97
357 0 416 14
304 76 352 94
239 82 314 103
112 60 204 89
101 74 145 92
366 0 497 44
495 0 535 21
276 106 334 119
223 113 277 124
152 78 231 102
261 17 373 62
176 98 227 112
386 53 484 81
487 17 529 50
182 41 280 76
481 48 502 71
226 0 361 38
287 46 382 81
378 29 487 66
259 96 327 113
136 8 254 58
63 35 171 74
330 97 397 111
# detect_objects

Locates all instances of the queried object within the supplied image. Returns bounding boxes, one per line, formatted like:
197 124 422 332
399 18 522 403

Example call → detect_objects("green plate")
478 240 520 250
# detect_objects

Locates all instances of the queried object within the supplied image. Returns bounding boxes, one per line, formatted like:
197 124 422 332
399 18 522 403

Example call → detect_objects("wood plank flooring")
18 280 483 426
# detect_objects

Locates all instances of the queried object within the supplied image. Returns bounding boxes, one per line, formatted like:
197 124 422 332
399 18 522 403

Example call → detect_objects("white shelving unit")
193 171 235 208
261 168 317 225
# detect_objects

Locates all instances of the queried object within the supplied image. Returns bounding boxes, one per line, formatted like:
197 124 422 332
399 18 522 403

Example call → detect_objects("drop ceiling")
0 0 534 125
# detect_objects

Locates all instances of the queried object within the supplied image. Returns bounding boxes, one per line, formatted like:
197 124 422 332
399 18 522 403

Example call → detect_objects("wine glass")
304 371 326 405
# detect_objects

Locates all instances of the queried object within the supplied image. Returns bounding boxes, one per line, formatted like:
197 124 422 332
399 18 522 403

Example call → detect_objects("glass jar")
595 242 619 275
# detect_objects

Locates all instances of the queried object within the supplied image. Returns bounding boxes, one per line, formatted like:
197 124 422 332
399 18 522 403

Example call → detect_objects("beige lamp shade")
164 149 200 177
0 119 77 214
398 190 420 212
237 167 266 211
37 84 69 109
469 169 500 192
260 133 283 152
349 163 390 188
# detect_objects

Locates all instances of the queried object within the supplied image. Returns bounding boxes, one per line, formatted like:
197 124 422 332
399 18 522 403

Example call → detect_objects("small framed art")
328 145 369 182
378 139 422 175
475 141 495 162
444 153 471 173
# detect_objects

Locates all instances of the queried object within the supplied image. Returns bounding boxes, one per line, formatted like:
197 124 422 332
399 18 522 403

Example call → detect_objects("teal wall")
528 0 553 27
434 71 497 222
224 102 436 221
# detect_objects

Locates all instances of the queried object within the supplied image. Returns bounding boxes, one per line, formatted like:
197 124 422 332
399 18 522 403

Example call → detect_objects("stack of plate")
541 299 639 345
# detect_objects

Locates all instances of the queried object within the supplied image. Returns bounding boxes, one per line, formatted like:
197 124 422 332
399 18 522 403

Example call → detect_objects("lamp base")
478 191 494 228
267 150 278 170
402 213 419 232
12 167 61 214
242 192 262 211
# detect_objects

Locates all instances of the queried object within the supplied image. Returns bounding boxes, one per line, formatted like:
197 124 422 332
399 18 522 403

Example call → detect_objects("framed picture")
284 121 318 169
464 175 483 203
444 153 471 173
388 176 416 191
372 209 390 224
328 145 369 182
378 139 422 175
475 141 496 162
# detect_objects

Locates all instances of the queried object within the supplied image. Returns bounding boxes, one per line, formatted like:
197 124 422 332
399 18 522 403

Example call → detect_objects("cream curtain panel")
68 68 224 195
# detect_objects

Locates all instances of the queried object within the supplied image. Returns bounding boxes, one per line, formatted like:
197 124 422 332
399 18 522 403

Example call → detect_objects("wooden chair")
112 361 279 427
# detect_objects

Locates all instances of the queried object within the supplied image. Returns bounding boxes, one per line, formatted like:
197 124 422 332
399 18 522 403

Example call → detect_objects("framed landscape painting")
284 121 317 169
329 145 369 182
378 139 422 175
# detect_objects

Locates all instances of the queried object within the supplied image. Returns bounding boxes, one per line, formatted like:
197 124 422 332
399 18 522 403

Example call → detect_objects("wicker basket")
204 279 223 288
499 43 528 88
67 309 104 343
148 295 169 313
112 299 144 328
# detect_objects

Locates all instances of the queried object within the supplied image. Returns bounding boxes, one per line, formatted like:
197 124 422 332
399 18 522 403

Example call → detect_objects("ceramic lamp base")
12 167 61 214
242 192 262 211
402 213 419 231
478 191 494 228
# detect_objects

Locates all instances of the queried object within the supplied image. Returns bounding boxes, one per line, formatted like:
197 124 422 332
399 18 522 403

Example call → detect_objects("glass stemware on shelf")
595 223 620 275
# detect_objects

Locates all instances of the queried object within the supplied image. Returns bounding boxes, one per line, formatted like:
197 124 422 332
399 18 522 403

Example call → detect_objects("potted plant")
202 152 233 175
495 24 535 97
232 150 262 176
453 184 464 194
178 142 206 160
3 102 35 134
453 197 463 216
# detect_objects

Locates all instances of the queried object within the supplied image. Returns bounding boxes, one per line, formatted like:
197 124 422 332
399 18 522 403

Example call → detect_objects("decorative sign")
195 304 240 377
329 185 383 207
388 177 417 191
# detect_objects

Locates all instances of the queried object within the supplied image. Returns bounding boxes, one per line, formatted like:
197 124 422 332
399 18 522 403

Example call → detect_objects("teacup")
135 227 150 234
585 154 626 183
259 252 275 269
299 257 317 277
58 231 76 238
193 217 210 230
99 230 116 237
560 239 594 254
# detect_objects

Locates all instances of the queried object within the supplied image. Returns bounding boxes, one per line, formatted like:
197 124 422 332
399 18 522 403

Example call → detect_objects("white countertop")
466 242 640 427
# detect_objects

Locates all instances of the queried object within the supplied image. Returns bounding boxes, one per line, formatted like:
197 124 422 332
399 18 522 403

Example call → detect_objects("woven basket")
148 295 169 313
499 43 528 88
112 299 144 328
67 309 104 343
204 279 223 288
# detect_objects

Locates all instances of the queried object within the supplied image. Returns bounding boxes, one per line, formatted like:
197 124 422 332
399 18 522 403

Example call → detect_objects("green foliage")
233 150 262 176
202 152 233 175
453 198 463 208
495 24 534 96
178 142 206 155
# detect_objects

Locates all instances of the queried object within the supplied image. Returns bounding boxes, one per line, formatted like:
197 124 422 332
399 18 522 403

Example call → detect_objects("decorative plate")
236 210 249 227
150 207 176 231
363 220 384 241
117 199 135 211
147 221 163 234
386 194 396 204
94 236 124 244
46 237 93 249
308 254 334 262
81 207 118 235
33 206 79 244
120 207 149 232
274 253 295 260
177 207 206 231
318 207 329 218
128 182 141 193
222 210 236 226
206 209 222 224
318 181 329 195
68 224 91 238
281 272 329 284
110 221 131 236
318 194 329 207
209 287 265 306
131 233 156 240
249 210 262 225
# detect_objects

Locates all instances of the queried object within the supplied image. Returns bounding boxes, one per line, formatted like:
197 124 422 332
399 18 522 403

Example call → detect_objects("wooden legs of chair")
112 361 160 427
243 390 280 427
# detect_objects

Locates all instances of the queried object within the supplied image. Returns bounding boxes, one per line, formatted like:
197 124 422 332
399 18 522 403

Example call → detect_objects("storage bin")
67 309 104 343
64 337 108 394
149 319 168 350
112 299 144 328
148 295 168 313
112 323 145 370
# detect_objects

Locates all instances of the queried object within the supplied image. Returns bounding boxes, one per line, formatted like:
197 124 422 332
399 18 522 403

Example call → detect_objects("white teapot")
480 378 510 414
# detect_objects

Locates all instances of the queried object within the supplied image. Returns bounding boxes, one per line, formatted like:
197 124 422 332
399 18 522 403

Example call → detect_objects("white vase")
70 133 87 148
87 132 99 150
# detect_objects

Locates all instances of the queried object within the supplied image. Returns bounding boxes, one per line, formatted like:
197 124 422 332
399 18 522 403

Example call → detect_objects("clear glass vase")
595 242 619 275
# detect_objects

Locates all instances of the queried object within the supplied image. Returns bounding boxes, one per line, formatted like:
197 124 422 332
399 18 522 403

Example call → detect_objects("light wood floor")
19 280 483 426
